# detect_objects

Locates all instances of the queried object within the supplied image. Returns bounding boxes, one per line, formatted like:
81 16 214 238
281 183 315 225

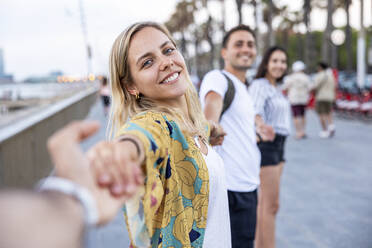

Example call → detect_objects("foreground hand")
47 121 132 225
256 123 275 142
86 138 144 198
209 121 227 146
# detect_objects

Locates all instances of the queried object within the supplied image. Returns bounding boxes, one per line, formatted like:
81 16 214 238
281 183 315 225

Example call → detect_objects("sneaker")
319 130 330 138
328 124 335 137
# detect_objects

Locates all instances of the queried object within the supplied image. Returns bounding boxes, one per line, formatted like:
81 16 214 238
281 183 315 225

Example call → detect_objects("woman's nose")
159 57 174 71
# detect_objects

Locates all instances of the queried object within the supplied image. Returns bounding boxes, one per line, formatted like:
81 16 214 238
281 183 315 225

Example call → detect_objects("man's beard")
231 63 251 71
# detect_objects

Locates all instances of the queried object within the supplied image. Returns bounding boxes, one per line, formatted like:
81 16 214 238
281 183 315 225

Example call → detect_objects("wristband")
38 177 99 227
119 137 141 157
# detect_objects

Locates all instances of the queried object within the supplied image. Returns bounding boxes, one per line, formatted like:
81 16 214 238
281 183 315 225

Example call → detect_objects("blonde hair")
108 21 207 140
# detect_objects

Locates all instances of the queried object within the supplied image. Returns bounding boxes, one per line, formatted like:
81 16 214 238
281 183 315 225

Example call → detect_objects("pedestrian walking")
199 25 274 248
249 46 291 248
87 22 230 247
313 62 336 138
282 61 311 139
99 76 111 116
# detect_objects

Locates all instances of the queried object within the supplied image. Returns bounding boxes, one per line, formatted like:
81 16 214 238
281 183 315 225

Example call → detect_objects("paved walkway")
83 100 372 248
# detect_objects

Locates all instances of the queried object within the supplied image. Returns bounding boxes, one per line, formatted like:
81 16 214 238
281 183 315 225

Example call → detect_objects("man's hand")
209 121 227 146
47 121 140 225
256 123 275 142
255 115 275 142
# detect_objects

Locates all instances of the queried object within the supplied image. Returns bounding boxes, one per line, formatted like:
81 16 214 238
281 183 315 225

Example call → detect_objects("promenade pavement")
83 100 372 248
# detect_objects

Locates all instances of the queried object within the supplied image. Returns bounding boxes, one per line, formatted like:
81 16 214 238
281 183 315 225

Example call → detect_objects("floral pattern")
117 111 210 248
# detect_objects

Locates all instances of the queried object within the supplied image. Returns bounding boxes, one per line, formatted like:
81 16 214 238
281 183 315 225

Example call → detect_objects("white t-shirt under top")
194 138 231 248
199 69 261 192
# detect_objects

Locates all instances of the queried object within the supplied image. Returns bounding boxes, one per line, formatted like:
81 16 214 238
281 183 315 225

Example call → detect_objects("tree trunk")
304 0 311 70
322 0 334 65
220 0 226 33
345 0 353 72
266 0 275 48
206 16 215 70
236 0 244 24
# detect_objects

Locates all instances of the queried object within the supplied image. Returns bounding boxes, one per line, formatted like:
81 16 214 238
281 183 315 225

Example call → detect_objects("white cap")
292 61 306 72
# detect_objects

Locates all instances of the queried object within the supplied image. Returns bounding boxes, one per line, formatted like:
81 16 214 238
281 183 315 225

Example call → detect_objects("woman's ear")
125 83 139 97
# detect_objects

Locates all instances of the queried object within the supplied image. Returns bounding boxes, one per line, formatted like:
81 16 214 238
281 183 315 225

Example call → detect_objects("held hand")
86 138 144 198
47 121 132 225
209 121 227 146
256 124 275 142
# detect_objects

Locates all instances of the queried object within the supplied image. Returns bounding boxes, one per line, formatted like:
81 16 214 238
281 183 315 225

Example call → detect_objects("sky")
0 0 371 81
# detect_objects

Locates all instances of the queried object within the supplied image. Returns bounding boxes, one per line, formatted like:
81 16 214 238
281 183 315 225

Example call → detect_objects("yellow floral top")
117 111 210 248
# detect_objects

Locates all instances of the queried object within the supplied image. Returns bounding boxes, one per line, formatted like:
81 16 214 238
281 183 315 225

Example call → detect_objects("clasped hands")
47 121 144 226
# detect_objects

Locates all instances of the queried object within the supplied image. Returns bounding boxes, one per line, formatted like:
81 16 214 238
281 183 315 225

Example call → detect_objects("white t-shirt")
194 138 231 248
199 69 261 192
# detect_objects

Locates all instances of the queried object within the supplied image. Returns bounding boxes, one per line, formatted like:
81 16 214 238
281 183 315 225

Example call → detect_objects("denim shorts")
258 134 287 166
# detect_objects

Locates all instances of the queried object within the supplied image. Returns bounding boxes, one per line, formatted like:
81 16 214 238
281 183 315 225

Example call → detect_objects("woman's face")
266 50 287 80
127 27 188 104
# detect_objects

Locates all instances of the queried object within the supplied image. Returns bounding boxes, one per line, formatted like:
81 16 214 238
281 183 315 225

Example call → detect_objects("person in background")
0 121 143 248
249 46 291 248
199 25 274 248
100 76 111 116
282 61 311 139
313 62 336 138
87 21 230 247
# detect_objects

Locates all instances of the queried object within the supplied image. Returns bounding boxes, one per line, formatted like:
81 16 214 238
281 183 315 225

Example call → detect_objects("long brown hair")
255 46 288 82
108 22 207 140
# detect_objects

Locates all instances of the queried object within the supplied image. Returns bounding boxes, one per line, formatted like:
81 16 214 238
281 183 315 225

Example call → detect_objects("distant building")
0 48 14 84
23 71 64 84
0 48 4 76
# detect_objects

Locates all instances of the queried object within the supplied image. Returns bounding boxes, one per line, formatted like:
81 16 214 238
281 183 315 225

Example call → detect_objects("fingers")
48 121 100 152
87 141 143 198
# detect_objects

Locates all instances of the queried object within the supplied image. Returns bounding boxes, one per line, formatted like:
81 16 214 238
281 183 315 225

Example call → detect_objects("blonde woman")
88 22 230 248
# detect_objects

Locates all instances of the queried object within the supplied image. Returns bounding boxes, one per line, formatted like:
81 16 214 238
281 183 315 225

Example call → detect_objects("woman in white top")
86 22 230 247
249 46 291 248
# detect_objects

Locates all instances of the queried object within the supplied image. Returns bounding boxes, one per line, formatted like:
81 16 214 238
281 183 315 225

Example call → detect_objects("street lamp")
331 30 346 46
357 0 366 89
330 29 345 70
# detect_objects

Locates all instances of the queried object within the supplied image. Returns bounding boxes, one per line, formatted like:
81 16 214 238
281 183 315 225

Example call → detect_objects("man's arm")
204 91 224 123
204 91 226 146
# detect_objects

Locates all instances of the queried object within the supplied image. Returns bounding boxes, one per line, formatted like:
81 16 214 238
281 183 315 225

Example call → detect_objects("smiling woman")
86 22 231 248
249 46 291 248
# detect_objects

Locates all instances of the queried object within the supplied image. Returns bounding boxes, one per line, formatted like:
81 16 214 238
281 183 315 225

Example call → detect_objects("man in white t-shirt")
199 25 274 248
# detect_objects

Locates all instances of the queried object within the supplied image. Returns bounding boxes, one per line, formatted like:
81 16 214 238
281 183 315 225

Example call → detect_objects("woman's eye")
142 59 153 68
164 47 175 54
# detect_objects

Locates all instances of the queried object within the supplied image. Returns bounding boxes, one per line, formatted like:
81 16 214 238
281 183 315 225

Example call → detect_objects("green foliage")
275 28 370 73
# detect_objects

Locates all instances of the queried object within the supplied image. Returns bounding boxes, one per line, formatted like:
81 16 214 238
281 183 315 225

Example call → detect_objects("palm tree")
344 0 353 72
303 0 312 70
265 0 275 47
236 0 244 24
165 0 196 58
322 0 334 65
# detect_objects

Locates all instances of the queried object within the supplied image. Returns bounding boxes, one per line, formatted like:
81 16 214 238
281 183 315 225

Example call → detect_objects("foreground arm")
0 121 141 248
0 190 84 248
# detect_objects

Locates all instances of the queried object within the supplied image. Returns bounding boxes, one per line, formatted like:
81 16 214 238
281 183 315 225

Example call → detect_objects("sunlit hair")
107 21 207 140
255 46 288 82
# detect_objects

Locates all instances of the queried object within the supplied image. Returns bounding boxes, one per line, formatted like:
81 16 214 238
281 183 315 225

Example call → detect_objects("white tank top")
194 137 231 248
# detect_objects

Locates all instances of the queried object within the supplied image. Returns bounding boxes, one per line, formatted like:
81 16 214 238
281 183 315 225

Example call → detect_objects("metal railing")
0 85 98 188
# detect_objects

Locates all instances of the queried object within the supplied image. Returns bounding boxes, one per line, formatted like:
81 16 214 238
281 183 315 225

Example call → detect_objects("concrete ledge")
0 85 98 188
